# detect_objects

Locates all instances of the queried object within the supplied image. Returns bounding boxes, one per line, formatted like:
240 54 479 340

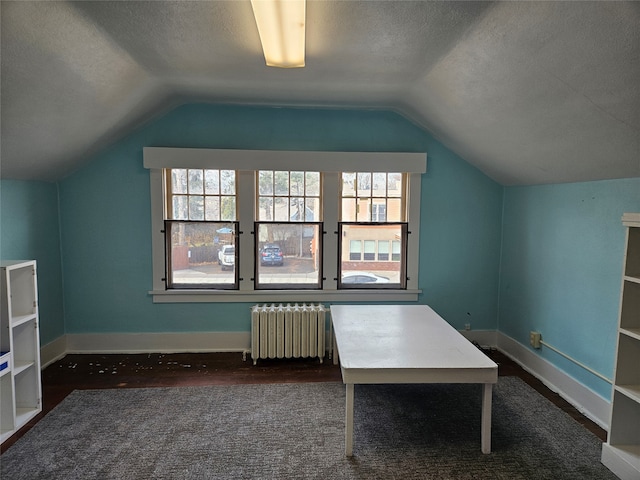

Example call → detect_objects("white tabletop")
331 304 497 384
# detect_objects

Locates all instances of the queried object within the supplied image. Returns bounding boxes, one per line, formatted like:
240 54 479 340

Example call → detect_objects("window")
340 172 403 222
144 148 425 302
167 168 236 221
165 169 238 289
257 170 320 221
378 240 389 261
349 240 361 261
338 172 408 289
255 171 323 289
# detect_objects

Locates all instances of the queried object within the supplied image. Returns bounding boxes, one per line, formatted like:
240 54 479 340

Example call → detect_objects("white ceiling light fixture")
251 0 306 68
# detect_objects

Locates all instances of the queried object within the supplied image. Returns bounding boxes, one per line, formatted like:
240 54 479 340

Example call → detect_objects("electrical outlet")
530 331 542 349
464 323 471 331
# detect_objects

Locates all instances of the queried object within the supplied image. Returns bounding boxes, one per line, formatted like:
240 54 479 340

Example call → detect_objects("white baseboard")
40 329 610 431
459 329 498 348
64 331 252 354
40 335 68 368
496 331 611 431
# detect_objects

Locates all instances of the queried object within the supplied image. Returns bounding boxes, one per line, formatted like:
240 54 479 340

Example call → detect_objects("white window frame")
144 148 426 303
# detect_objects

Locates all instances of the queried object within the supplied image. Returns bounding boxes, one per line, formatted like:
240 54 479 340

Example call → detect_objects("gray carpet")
1 377 616 479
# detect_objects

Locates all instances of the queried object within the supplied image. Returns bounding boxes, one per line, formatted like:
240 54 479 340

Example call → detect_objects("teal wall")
57 104 503 334
0 180 65 344
499 178 640 398
2 102 638 403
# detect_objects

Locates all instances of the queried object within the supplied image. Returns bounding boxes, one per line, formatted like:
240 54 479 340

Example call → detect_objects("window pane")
189 196 204 220
342 172 356 197
290 171 305 195
255 222 322 290
221 170 235 195
290 197 304 221
364 240 375 260
372 172 386 196
372 203 387 222
173 195 188 220
392 240 401 261
305 197 319 221
349 240 361 260
165 221 238 289
172 169 187 194
204 196 220 221
204 170 220 195
258 197 273 221
341 198 356 221
258 170 273 195
274 197 289 221
188 169 204 194
357 172 371 197
356 198 370 222
386 198 402 222
387 173 403 197
378 240 389 261
305 172 320 196
220 197 236 221
274 171 289 195
339 223 407 289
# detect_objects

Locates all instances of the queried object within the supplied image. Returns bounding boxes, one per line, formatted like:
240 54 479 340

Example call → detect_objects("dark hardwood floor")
1 348 607 454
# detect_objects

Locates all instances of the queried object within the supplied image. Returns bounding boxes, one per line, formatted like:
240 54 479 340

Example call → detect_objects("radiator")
250 303 326 365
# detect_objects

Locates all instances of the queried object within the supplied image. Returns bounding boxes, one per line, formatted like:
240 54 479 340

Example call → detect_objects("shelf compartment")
620 328 640 341
620 280 640 331
615 384 640 404
4 263 38 319
13 365 40 426
608 391 640 446
12 360 35 377
15 407 40 427
11 319 39 370
625 226 640 278
602 443 640 480
11 313 38 328
615 334 640 386
0 373 15 436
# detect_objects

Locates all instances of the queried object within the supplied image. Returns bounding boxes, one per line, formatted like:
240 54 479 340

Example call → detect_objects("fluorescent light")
251 0 306 68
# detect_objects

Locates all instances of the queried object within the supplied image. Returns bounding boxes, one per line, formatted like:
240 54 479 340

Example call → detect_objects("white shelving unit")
602 213 640 480
0 260 42 445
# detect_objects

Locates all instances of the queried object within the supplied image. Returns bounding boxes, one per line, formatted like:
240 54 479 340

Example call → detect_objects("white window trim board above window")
144 148 426 303
143 148 427 173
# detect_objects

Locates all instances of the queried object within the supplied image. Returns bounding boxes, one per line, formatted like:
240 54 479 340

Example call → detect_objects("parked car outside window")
218 245 235 270
341 271 390 284
260 244 284 266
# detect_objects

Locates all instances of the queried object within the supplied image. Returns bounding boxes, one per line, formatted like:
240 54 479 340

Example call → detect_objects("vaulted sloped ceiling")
1 1 639 185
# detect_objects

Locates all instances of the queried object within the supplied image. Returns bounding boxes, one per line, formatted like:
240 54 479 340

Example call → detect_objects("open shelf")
0 260 41 446
603 214 640 480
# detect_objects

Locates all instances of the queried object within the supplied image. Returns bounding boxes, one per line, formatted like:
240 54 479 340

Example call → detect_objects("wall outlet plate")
530 331 542 349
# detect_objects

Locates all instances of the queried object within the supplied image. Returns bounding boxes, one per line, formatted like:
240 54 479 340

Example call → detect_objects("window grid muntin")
257 170 322 222
340 172 406 222
166 168 237 221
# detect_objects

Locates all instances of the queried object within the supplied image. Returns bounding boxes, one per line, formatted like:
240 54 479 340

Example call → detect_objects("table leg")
481 383 493 454
345 383 354 456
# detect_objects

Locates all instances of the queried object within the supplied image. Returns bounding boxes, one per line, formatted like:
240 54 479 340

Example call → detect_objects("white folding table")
330 304 498 457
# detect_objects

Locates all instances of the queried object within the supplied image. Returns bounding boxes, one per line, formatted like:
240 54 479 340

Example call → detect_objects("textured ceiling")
1 1 639 185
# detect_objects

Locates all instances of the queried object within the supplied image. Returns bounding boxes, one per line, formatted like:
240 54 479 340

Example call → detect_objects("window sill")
148 289 421 303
